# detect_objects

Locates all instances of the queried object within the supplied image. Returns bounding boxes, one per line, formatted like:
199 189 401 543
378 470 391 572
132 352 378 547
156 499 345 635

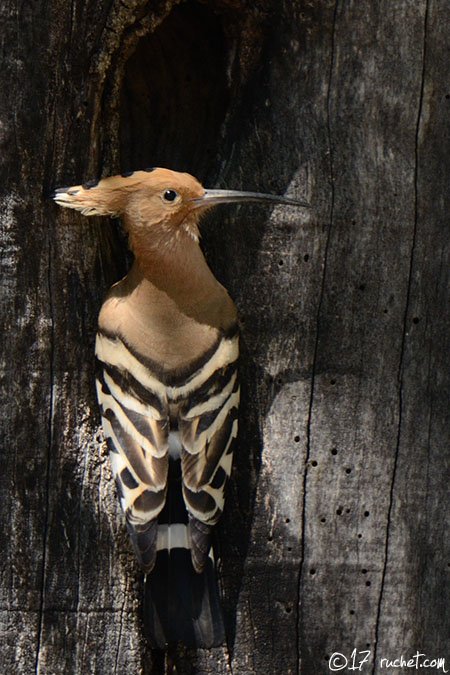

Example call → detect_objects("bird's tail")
144 546 225 649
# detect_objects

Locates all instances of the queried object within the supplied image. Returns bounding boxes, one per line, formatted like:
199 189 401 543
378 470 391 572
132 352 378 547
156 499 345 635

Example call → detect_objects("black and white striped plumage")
95 325 239 573
53 167 307 649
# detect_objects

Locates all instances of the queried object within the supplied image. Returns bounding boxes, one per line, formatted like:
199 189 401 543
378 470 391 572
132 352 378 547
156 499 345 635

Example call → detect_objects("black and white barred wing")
179 334 239 572
95 331 169 572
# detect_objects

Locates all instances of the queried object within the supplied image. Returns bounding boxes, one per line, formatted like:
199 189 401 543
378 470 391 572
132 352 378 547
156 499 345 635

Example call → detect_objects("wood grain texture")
0 0 448 673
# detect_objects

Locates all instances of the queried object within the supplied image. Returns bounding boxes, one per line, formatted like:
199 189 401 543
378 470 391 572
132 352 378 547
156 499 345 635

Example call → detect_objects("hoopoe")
53 168 308 648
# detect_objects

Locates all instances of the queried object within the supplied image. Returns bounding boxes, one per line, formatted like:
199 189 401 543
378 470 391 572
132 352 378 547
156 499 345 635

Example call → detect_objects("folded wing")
178 339 239 572
95 330 169 572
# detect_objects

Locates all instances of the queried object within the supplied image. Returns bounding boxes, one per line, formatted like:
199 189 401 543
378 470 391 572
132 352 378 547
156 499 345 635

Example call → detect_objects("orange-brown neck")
116 220 236 333
125 226 213 299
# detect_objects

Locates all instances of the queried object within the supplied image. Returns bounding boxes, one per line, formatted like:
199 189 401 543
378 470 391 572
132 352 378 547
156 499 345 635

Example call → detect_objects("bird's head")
53 167 309 255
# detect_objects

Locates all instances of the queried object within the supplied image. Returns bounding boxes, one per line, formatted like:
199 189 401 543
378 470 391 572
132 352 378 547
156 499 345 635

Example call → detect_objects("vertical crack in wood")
371 2 430 672
224 615 235 675
113 576 128 674
74 447 90 668
34 239 56 674
296 2 339 673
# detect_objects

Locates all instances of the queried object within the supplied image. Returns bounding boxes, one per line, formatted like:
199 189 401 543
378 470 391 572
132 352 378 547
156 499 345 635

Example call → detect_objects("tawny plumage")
53 167 308 648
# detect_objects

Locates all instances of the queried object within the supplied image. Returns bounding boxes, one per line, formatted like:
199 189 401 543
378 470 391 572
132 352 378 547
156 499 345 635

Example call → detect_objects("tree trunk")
1 0 448 673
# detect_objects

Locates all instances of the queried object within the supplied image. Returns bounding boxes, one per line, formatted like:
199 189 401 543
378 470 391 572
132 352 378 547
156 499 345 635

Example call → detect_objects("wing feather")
179 338 239 571
95 339 169 573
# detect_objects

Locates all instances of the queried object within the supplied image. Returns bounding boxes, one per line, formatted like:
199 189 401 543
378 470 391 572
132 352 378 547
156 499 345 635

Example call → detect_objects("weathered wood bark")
1 1 448 673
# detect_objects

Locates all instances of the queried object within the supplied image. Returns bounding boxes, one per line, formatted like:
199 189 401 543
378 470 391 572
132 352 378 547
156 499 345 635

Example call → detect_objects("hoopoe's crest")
53 167 308 648
53 167 205 216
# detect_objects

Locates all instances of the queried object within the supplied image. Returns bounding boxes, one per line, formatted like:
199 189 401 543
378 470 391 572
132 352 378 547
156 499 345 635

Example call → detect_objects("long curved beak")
191 189 310 209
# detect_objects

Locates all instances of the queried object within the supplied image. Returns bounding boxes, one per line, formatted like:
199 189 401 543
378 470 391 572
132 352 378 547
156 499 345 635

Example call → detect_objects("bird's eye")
163 189 179 203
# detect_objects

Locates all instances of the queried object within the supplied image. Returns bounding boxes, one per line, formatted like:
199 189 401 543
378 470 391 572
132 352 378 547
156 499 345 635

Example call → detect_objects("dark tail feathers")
144 548 225 649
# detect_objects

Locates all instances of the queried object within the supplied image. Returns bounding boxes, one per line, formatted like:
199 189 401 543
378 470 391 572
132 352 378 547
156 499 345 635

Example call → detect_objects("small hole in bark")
309 568 316 575
336 507 343 516
345 468 352 474
331 448 338 455
357 533 362 539
320 517 326 523
287 546 292 551
330 378 336 385
294 435 300 443
412 316 420 324
285 517 290 523
278 259 284 266
303 253 309 262
267 535 273 542
349 609 355 615
364 510 370 517
446 94 450 99
285 605 292 613
25 474 36 490
311 460 318 467
383 308 388 313
346 508 351 513
366 580 371 587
